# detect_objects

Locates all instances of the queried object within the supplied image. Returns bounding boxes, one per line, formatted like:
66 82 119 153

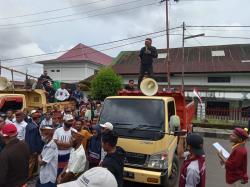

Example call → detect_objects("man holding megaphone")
138 38 158 89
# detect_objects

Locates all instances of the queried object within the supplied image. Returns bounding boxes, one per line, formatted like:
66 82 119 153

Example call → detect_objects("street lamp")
182 21 205 90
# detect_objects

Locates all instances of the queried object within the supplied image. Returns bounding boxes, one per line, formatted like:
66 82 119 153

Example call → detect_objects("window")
51 70 55 72
154 76 167 82
158 53 168 59
208 76 230 83
241 60 250 63
211 50 225 57
56 70 60 72
167 101 175 121
206 101 229 116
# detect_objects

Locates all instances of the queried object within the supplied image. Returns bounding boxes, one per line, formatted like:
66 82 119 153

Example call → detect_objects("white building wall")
43 61 101 83
122 73 250 87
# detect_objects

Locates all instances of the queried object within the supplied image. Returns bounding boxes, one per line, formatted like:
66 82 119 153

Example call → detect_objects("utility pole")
182 22 186 90
165 0 171 88
0 60 1 76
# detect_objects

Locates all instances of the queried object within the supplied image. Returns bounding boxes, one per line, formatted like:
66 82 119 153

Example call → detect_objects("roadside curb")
195 131 231 140
194 127 250 141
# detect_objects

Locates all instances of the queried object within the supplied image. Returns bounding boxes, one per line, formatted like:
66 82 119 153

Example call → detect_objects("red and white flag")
193 88 202 103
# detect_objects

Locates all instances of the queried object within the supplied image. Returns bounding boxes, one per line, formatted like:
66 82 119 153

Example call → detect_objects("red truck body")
118 89 195 132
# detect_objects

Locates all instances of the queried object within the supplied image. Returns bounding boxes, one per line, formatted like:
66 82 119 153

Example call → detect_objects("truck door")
166 100 177 176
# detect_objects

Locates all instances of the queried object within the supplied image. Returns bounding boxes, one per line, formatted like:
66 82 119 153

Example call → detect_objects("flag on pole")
193 88 202 103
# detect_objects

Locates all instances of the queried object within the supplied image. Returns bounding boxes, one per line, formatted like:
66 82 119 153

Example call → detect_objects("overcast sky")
0 0 249 79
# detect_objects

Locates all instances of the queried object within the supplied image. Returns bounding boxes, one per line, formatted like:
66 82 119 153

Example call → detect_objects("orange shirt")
79 129 92 151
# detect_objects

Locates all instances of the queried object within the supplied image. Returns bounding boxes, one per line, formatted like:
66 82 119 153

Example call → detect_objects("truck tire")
163 154 179 187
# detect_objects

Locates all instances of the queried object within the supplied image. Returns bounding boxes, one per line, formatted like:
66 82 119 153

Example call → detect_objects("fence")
205 108 248 122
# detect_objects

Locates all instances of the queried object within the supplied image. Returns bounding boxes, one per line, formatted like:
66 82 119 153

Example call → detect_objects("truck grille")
125 152 148 166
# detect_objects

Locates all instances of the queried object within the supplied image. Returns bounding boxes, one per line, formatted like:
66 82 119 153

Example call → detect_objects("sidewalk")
194 127 250 141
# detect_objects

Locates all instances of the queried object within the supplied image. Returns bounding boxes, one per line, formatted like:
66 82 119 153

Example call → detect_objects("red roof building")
36 43 113 83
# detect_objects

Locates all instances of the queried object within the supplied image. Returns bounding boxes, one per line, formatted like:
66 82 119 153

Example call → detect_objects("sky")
0 0 249 79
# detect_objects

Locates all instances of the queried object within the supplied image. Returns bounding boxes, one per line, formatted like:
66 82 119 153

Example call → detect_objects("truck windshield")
99 98 165 140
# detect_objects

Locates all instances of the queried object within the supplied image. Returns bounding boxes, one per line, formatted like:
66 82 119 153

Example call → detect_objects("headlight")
147 152 168 170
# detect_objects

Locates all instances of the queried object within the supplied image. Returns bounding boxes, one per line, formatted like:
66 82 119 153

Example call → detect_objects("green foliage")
90 67 122 100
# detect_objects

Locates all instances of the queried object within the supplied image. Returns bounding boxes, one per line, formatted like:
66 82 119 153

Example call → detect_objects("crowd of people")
32 70 86 105
0 105 248 187
0 102 125 187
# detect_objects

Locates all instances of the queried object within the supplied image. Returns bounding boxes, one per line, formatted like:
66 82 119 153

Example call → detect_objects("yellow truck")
99 80 195 186
0 89 74 113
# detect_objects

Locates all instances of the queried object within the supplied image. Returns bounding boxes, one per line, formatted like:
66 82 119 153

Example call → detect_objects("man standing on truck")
55 83 70 102
138 38 158 89
178 133 206 187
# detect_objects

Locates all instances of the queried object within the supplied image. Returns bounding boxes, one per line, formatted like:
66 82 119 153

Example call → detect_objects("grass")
192 118 248 129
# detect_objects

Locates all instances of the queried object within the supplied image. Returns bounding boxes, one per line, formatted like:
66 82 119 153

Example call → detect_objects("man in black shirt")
40 70 53 87
0 124 30 187
102 131 125 187
124 80 135 91
138 38 158 89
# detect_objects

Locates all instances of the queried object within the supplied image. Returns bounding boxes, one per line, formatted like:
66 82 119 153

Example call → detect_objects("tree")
91 67 122 101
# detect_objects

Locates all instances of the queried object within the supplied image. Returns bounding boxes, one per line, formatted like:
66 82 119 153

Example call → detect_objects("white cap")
100 122 113 131
57 167 117 187
30 110 37 115
63 114 74 121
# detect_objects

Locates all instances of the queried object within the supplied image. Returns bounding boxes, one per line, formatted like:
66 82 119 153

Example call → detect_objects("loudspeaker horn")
140 78 158 96
0 77 11 90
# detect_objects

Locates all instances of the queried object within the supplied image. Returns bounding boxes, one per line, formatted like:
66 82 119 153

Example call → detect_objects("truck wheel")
163 154 179 187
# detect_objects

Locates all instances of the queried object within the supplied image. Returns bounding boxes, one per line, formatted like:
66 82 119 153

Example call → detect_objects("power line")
188 28 250 32
0 1 158 30
1 26 181 62
9 33 170 68
186 25 250 28
0 0 110 20
185 30 203 46
0 0 147 27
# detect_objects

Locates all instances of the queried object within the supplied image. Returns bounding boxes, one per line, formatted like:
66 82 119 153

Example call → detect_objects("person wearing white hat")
53 114 75 176
57 167 117 187
99 122 113 164
100 122 113 132
57 130 87 184
37 126 57 187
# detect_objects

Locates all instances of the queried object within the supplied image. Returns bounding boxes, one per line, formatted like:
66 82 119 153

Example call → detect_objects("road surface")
124 137 250 187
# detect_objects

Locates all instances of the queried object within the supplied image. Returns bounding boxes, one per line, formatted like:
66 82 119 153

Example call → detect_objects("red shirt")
225 145 248 184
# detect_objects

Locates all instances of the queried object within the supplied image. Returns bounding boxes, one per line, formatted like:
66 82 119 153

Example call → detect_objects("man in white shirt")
57 130 86 184
5 109 15 124
38 126 58 187
13 111 27 140
53 114 74 176
40 112 53 128
55 83 70 102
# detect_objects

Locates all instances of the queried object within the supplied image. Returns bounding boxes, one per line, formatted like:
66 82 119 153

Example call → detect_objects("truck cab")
99 90 195 186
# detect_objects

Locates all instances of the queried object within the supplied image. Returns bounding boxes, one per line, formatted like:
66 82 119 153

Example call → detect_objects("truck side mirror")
169 115 180 133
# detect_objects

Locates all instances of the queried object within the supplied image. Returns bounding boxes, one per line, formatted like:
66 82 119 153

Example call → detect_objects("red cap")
234 128 249 140
1 124 17 137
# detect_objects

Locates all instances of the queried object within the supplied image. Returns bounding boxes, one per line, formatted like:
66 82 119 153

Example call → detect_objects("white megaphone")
0 77 12 90
140 78 158 96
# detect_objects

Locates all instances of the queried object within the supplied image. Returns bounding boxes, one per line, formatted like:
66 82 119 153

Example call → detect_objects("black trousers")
248 120 250 134
138 65 154 89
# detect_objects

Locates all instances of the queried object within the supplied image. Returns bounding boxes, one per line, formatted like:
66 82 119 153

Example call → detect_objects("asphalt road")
124 137 250 187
